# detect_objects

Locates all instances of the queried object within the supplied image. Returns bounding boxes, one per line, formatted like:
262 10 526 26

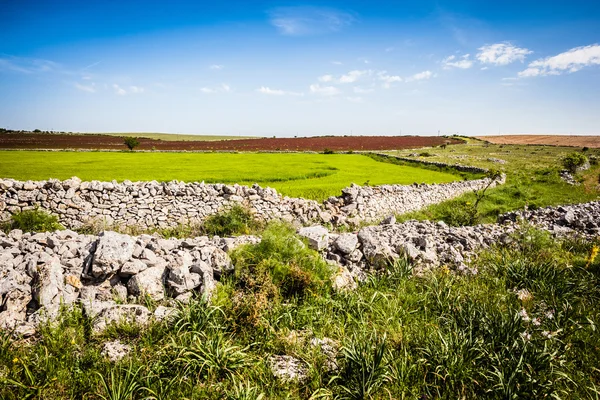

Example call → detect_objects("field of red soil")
477 135 600 148
0 133 462 151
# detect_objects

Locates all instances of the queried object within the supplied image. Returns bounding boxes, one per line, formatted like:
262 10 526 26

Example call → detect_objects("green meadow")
0 151 463 200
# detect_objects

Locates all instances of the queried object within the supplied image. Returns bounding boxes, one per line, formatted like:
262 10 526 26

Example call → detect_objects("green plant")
202 205 260 237
96 363 142 400
562 152 588 173
123 136 140 151
4 209 64 233
175 333 253 380
337 334 390 399
323 148 335 154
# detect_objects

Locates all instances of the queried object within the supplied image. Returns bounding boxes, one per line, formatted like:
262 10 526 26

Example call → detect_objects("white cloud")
477 43 532 66
257 86 303 96
0 56 60 74
377 71 403 88
75 82 96 93
406 70 433 82
442 54 473 69
113 84 127 96
112 84 144 95
269 6 355 36
309 83 340 96
518 44 600 77
221 83 231 92
200 87 215 94
339 70 369 83
331 61 343 65
201 83 231 94
209 64 224 70
318 74 333 82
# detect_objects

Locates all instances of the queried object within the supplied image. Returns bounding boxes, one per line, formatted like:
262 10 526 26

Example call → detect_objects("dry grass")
477 135 600 148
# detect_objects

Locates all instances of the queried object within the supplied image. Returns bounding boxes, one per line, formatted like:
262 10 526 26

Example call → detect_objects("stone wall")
369 152 489 174
0 174 504 229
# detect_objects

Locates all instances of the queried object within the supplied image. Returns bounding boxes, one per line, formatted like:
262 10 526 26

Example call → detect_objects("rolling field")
0 132 462 151
0 151 463 200
477 134 600 148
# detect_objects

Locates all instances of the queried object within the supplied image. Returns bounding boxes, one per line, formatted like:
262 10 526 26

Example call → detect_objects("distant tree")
33 129 41 133
562 152 588 173
124 136 140 151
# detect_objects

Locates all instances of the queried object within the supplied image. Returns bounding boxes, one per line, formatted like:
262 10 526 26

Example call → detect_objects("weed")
3 208 64 233
202 205 261 237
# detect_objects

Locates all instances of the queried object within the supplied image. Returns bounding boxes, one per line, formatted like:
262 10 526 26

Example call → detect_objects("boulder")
91 231 135 277
334 233 359 255
268 355 309 383
127 266 166 301
92 304 152 333
298 225 329 251
102 340 131 362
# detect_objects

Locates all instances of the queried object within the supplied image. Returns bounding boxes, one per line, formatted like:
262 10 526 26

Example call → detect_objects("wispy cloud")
518 44 600 77
345 96 363 103
0 56 60 74
331 61 343 65
309 83 340 96
113 84 145 95
442 54 473 69
200 83 231 94
353 86 374 94
257 86 304 96
269 6 356 36
339 70 370 83
378 71 403 88
477 43 532 66
406 70 433 82
75 82 96 93
318 70 370 84
209 64 224 70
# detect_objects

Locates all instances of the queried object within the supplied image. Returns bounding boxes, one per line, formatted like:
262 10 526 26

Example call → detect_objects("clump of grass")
225 223 333 328
201 205 262 237
2 208 64 233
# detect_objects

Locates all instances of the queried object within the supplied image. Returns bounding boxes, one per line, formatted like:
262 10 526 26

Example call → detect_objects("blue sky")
1 0 599 136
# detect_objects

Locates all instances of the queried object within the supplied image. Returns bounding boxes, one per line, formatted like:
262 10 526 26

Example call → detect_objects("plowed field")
0 133 461 151
477 135 600 148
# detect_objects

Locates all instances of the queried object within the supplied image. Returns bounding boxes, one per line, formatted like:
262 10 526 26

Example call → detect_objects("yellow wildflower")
586 245 599 268
12 357 19 363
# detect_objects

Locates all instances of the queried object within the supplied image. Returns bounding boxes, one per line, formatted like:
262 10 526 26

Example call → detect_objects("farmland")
0 151 465 200
0 131 462 151
477 134 600 148
382 138 600 223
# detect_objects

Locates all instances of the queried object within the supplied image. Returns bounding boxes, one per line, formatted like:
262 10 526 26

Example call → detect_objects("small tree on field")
562 152 588 173
124 136 140 151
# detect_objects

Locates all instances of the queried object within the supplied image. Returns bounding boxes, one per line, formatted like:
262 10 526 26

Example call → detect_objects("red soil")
0 133 462 151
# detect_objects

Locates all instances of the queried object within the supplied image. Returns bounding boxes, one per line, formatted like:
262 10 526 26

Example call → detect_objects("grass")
384 139 600 224
1 225 599 399
0 151 465 201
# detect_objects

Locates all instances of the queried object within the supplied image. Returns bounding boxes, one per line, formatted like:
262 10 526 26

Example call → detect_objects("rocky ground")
1 200 598 339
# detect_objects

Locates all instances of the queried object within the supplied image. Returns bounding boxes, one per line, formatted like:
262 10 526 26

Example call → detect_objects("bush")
562 152 588 173
227 223 333 327
323 148 335 154
419 152 433 157
201 205 260 237
4 209 64 233
123 136 140 151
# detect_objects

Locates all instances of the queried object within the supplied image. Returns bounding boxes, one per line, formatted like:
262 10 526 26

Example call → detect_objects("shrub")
562 152 588 173
419 152 433 157
4 209 64 233
123 136 140 151
227 223 333 327
201 205 260 237
323 148 335 154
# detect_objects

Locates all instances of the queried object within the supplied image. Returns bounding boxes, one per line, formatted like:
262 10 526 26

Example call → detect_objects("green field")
100 133 256 141
0 151 463 200
383 139 600 224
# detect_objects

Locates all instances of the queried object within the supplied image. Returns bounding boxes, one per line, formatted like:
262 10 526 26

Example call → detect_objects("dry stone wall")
0 174 504 229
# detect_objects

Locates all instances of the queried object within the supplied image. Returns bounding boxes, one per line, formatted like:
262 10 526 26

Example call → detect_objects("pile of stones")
0 228 258 336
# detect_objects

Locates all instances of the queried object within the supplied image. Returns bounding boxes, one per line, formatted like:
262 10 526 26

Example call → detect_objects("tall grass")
1 225 599 399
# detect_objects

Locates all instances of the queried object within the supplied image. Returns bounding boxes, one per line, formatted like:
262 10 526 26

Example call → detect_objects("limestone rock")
298 225 329 251
92 231 135 277
127 266 166 301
